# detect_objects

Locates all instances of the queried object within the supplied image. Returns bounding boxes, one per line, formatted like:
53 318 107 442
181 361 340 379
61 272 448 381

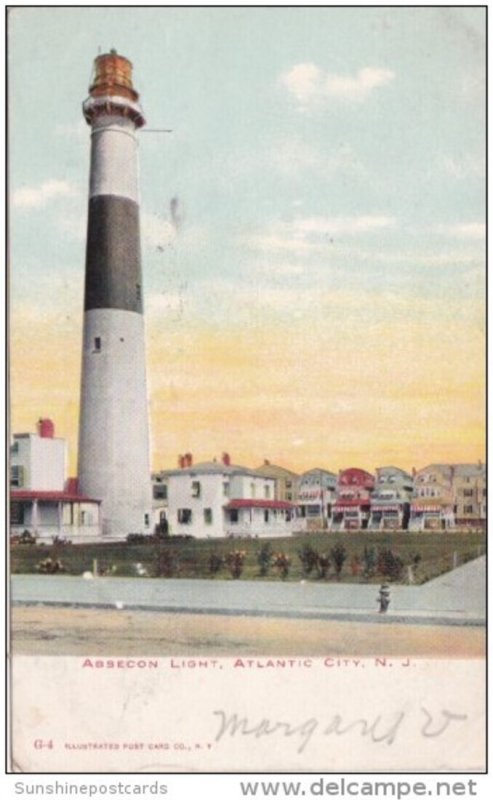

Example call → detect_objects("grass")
10 530 486 585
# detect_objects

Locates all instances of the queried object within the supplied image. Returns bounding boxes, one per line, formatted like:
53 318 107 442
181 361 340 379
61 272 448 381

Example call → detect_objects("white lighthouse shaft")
77 52 152 539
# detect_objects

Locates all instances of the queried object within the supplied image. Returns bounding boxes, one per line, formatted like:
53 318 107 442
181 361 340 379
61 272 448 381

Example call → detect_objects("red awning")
333 500 371 509
11 490 100 503
225 499 294 511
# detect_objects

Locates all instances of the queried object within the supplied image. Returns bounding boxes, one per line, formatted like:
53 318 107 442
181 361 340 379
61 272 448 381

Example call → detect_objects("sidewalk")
11 556 486 627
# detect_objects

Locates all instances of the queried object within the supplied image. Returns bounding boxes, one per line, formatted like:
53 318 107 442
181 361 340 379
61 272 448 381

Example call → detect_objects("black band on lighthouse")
84 194 143 313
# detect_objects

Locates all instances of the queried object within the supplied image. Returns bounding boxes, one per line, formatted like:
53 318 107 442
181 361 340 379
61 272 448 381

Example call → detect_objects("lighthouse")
77 50 152 539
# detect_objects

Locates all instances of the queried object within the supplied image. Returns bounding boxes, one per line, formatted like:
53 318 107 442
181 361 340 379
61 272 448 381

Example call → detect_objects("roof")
417 463 485 477
225 499 295 511
11 490 101 504
375 466 414 479
157 461 271 478
299 468 337 479
254 464 300 479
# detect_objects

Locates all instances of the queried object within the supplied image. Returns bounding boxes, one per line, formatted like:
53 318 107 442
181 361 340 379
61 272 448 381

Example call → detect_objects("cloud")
440 222 485 240
439 154 485 179
244 215 396 255
294 215 396 236
281 63 395 106
12 179 78 209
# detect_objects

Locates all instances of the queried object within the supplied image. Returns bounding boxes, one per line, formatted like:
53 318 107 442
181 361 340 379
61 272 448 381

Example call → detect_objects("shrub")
18 530 36 545
126 533 147 544
317 553 331 579
377 548 404 581
226 550 246 579
330 543 347 580
154 548 179 578
272 552 291 580
350 554 362 576
209 553 224 576
257 543 273 577
297 544 320 576
362 545 377 578
37 557 65 574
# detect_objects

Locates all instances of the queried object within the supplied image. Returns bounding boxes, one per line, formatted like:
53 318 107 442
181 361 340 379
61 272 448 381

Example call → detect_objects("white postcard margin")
11 656 485 773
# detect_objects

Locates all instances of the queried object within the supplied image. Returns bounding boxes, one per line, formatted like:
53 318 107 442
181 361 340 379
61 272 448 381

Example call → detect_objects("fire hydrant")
377 583 390 614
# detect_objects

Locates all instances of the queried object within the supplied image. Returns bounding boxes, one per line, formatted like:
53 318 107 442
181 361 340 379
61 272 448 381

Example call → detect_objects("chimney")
412 467 416 478
185 452 193 467
264 459 270 466
222 452 231 466
178 455 186 469
38 418 55 438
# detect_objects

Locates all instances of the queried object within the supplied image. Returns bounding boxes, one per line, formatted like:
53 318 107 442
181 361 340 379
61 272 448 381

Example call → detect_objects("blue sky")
9 6 486 472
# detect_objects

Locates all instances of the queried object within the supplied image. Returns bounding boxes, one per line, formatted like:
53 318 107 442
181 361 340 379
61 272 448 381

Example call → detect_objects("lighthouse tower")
77 50 152 539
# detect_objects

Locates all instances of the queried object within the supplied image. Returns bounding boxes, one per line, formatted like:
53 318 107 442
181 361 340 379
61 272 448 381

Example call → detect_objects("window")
10 465 24 488
223 482 230 497
136 283 142 302
204 508 213 525
191 481 201 498
286 481 292 489
178 509 192 524
287 493 292 501
144 514 150 527
251 482 256 498
94 337 101 352
464 505 474 515
153 484 167 500
264 485 271 499
264 509 270 523
10 501 24 525
229 509 239 524
462 489 474 497
11 441 19 454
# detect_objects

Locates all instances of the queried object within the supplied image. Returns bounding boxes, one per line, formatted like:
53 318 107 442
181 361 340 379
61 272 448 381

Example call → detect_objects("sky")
9 6 486 475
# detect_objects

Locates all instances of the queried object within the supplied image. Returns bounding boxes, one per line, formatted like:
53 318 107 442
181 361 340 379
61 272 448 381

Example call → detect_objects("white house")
160 455 295 539
10 419 102 543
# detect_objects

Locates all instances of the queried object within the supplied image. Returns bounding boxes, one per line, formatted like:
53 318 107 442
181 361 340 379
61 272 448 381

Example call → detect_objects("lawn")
10 530 485 584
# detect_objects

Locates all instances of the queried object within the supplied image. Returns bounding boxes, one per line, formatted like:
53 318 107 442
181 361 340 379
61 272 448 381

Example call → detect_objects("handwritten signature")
213 707 468 754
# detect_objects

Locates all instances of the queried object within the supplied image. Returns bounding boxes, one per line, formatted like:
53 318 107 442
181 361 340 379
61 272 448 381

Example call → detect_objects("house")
10 419 101 543
409 464 456 531
254 460 299 503
296 468 337 530
331 468 375 530
369 466 413 530
161 454 295 538
451 463 486 529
